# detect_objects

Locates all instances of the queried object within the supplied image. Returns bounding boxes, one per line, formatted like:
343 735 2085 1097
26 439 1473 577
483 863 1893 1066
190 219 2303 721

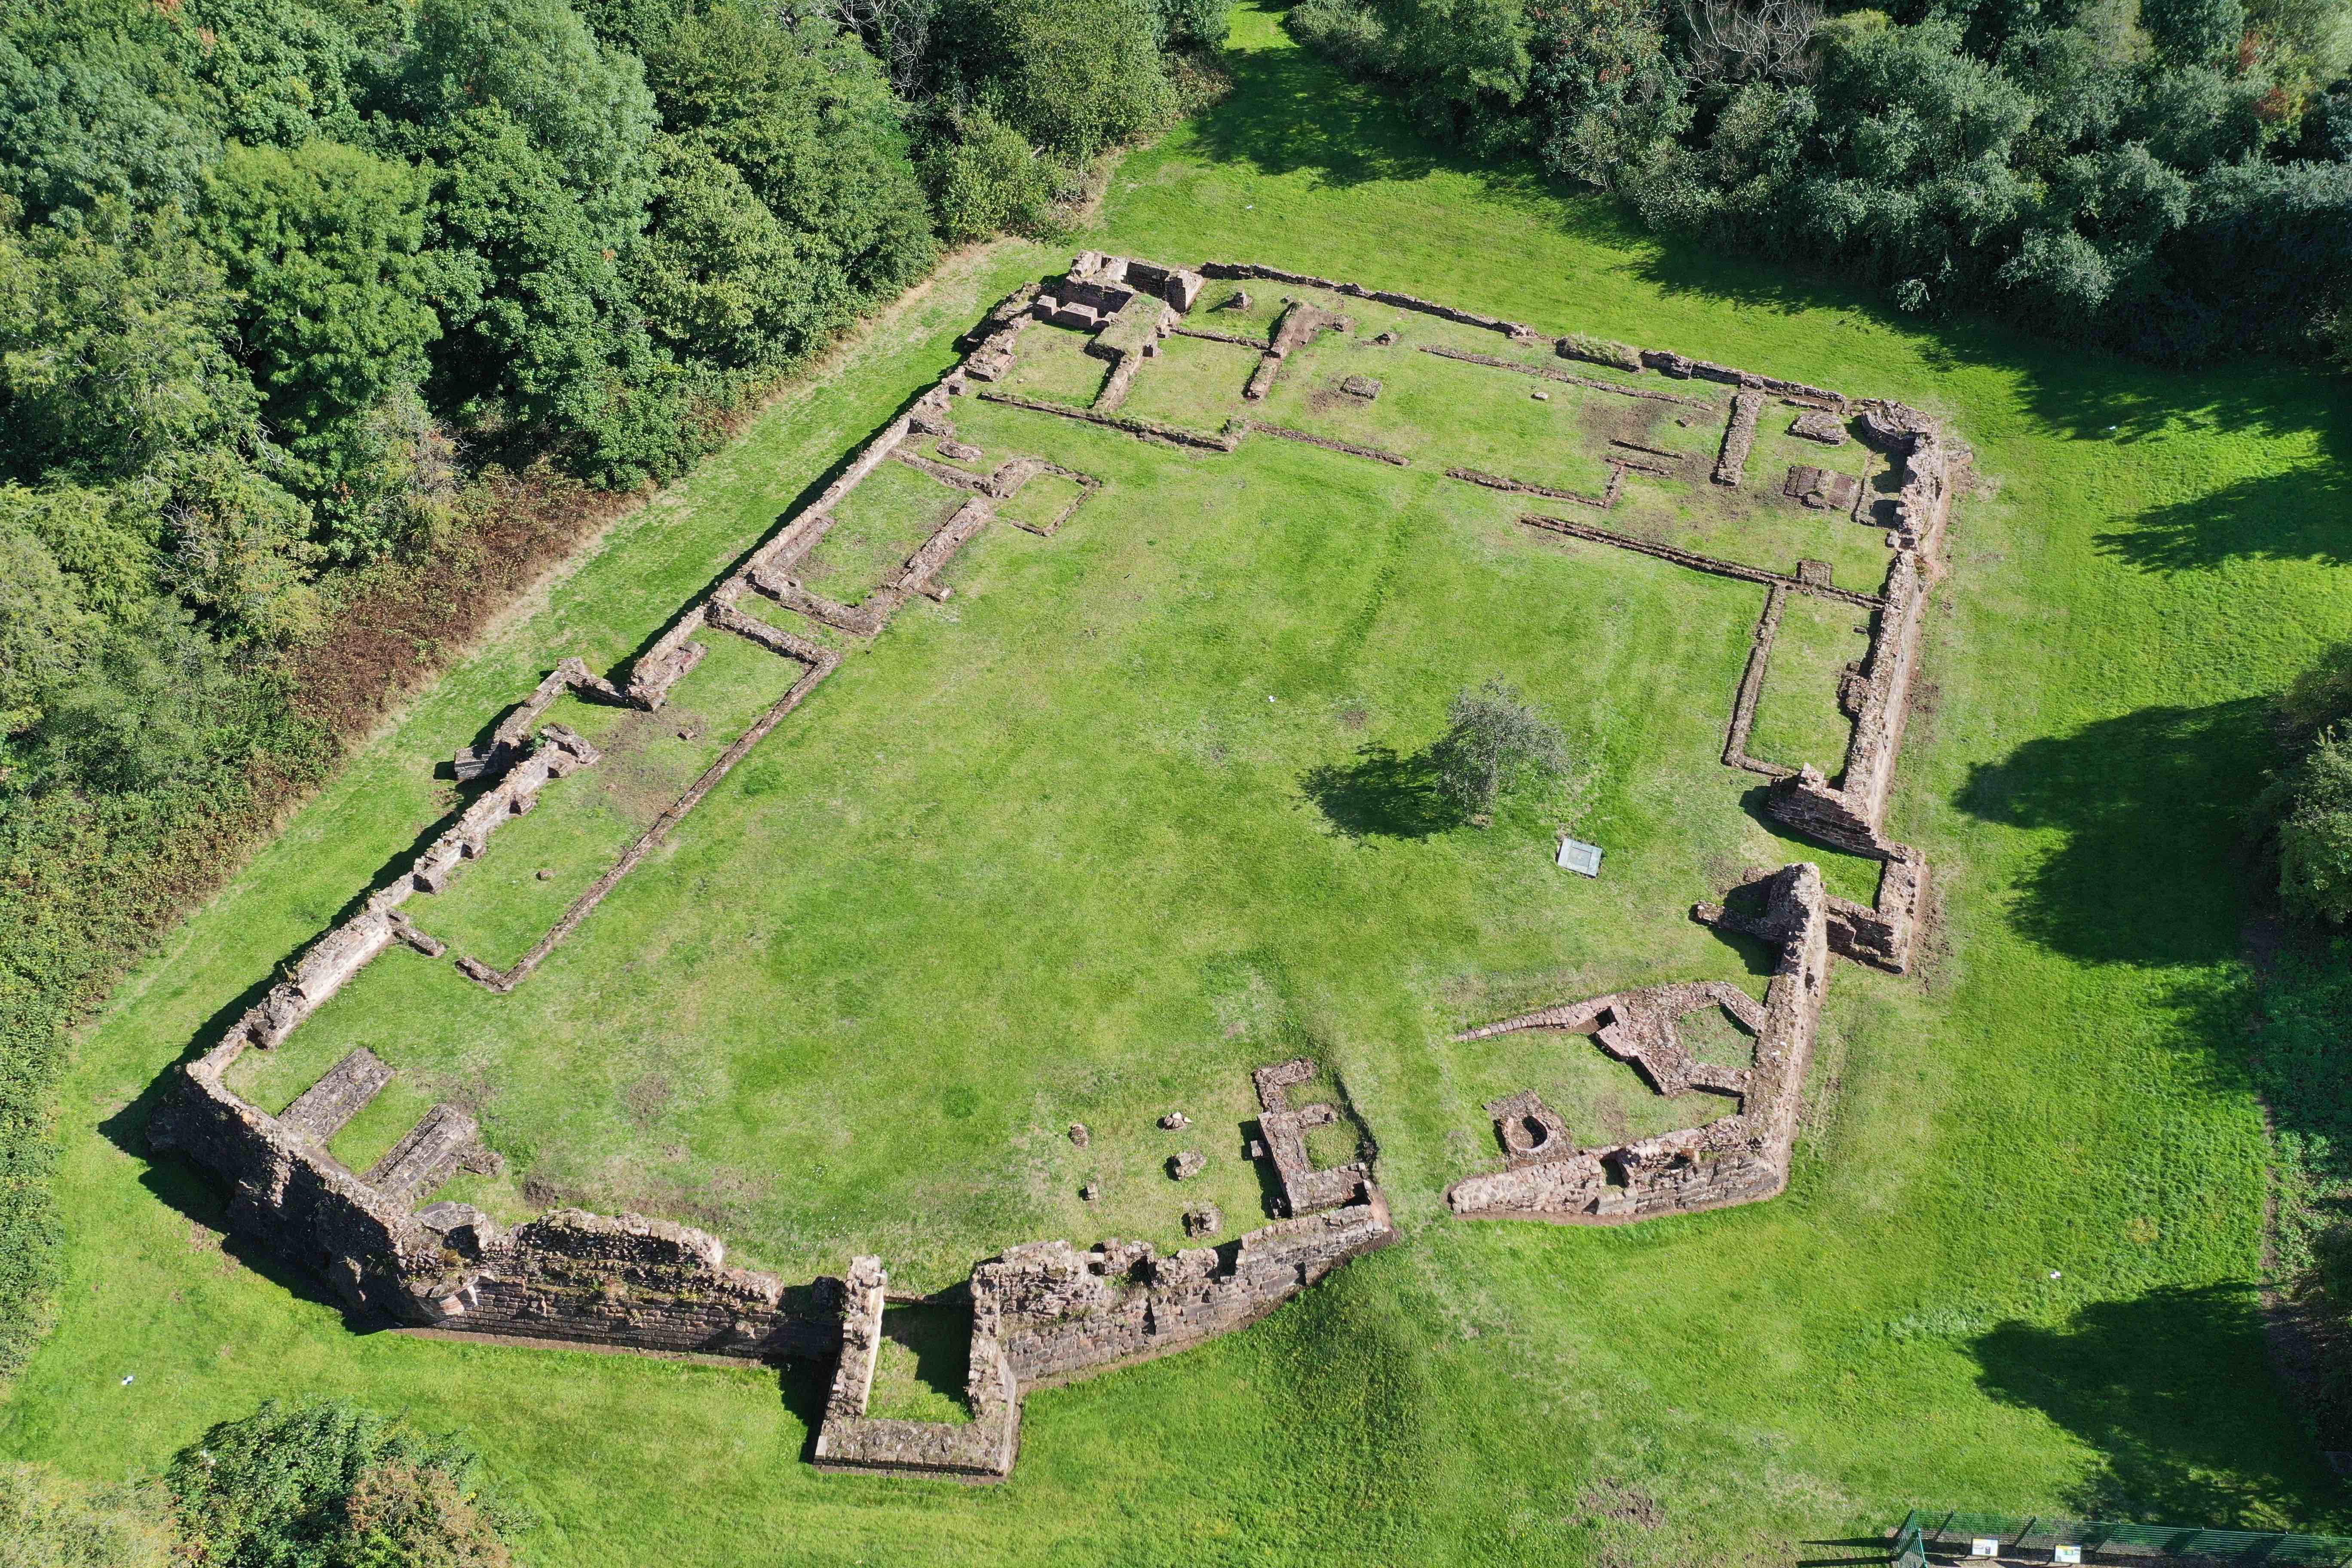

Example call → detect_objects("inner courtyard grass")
1751 592 1877 775
6 6 2351 1565
220 395 1822 1280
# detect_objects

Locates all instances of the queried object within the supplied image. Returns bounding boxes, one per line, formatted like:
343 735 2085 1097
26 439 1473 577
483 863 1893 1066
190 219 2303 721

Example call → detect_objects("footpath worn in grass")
7 7 2352 1563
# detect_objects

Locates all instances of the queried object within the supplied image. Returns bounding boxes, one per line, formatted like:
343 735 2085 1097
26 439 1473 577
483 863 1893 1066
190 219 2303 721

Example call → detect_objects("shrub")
0 1462 173 1568
1155 0 1234 50
167 1399 525 1568
926 112 1060 243
2272 730 2352 926
2261 643 2352 927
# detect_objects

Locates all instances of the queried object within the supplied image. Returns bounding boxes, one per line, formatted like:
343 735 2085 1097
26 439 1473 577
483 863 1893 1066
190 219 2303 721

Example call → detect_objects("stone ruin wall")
1446 863 1831 1224
811 1182 1397 1482
1761 399 1957 873
980 1191 1396 1387
1194 260 1957 924
812 1256 1023 1482
151 252 1958 1476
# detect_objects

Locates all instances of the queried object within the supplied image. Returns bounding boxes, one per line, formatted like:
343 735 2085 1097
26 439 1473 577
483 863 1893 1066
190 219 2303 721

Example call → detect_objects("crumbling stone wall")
811 1256 1022 1482
412 1207 837 1359
1200 260 1541 337
152 1035 484 1319
1724 585 1794 777
1446 863 1829 1223
235 720 600 1047
1762 493 1938 876
168 958 1396 1485
1451 466 1619 509
1642 349 1847 406
1603 389 1950 975
1715 388 1765 487
1251 1058 1373 1216
1248 420 1409 466
1519 511 1882 608
976 1189 1397 1388
974 388 1242 452
1240 300 1350 401
154 1029 845 1354
1420 344 1711 407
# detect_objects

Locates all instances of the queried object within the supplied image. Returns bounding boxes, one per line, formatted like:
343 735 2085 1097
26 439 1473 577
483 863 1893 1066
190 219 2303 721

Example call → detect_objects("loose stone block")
1338 375 1382 400
1168 1151 1207 1180
1159 1112 1189 1130
1790 410 1848 445
1183 1206 1222 1238
1783 465 1861 511
1069 1123 1090 1148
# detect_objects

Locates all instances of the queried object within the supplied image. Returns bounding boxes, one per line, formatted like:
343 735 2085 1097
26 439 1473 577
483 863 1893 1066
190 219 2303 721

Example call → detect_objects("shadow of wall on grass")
1971 1283 2346 1528
1191 0 1645 232
1189 11 1444 189
97 1094 380 1332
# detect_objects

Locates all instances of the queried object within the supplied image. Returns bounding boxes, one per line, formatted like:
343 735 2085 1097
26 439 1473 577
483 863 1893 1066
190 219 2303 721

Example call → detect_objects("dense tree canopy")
1295 0 2352 362
0 0 1221 783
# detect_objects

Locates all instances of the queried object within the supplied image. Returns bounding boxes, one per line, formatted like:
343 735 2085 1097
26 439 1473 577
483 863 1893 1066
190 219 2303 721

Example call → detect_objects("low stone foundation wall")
1715 388 1765 487
159 1008 1396 1485
1519 511 1882 607
1446 863 1830 1224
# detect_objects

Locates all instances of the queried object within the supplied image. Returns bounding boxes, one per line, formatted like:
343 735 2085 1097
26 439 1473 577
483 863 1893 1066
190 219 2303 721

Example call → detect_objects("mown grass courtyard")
7 6 2351 1564
217 249 1900 1288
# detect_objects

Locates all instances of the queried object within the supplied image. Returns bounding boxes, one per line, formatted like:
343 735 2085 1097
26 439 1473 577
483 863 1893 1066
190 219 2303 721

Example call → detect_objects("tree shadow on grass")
1299 743 1457 838
1189 7 1445 188
1971 1283 2344 1526
1953 698 2271 970
2092 463 2352 575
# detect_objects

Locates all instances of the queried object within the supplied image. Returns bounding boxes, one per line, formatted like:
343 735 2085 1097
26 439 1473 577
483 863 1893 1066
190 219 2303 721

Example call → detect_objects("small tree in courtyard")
1431 679 1570 824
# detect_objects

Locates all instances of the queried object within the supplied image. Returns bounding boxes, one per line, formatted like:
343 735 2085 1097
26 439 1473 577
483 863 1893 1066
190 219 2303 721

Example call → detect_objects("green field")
8 6 2352 1564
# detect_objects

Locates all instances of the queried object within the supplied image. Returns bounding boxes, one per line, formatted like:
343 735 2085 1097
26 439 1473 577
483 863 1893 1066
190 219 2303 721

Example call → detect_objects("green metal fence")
1893 1510 2352 1565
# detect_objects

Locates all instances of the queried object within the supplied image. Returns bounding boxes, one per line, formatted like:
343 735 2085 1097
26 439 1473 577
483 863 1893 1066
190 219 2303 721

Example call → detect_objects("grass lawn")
1751 592 1877 777
221 366 1835 1283
6 5 2352 1565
